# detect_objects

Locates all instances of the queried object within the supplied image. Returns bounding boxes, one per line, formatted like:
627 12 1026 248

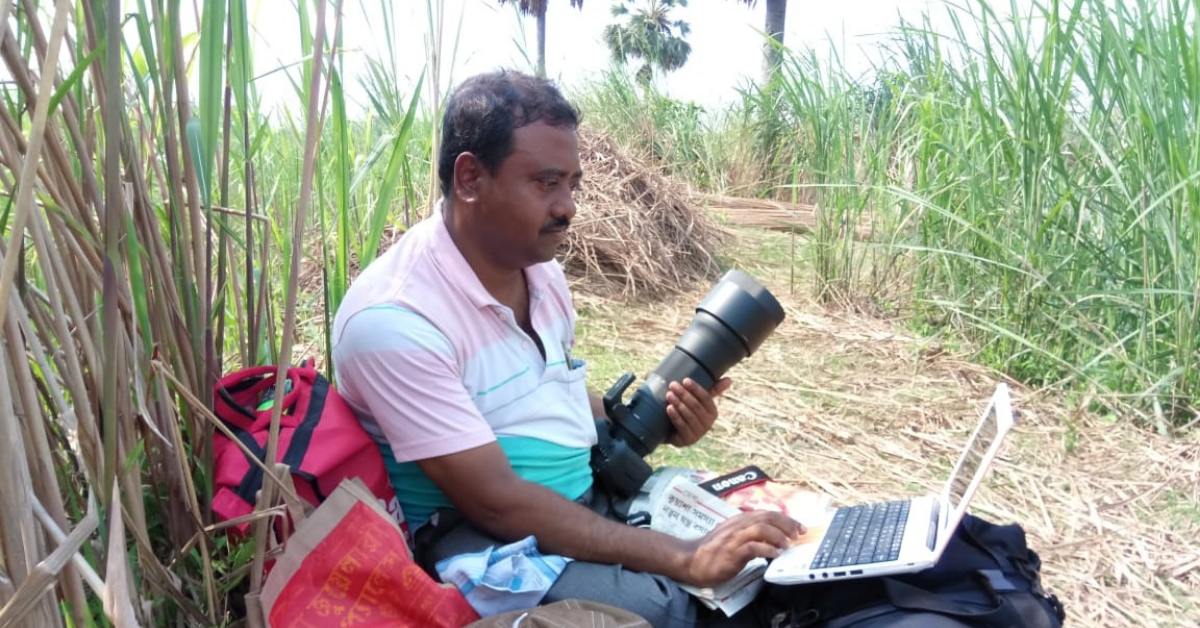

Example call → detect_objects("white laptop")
765 383 1016 585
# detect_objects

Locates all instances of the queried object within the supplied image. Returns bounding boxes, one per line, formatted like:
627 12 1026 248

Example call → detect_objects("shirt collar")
429 200 554 311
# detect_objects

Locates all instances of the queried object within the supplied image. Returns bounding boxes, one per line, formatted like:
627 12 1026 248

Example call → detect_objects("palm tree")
736 0 789 84
602 0 692 85
498 0 586 78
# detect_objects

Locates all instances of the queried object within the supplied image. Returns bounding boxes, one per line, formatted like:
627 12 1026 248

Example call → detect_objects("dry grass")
692 192 876 243
574 227 1200 628
560 127 726 300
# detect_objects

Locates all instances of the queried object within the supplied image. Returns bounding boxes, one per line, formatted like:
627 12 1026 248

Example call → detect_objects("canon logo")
710 471 758 492
700 465 770 496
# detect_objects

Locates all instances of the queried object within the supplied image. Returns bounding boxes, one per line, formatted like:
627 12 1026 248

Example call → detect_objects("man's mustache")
542 217 571 232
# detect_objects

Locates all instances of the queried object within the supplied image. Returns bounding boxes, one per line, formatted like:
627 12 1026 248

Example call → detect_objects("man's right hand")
419 442 805 588
678 510 805 588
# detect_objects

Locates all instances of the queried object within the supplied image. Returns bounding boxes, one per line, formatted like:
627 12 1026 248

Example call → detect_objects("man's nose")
554 189 577 222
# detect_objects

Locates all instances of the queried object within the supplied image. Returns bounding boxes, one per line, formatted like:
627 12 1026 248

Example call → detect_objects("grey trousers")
412 488 761 628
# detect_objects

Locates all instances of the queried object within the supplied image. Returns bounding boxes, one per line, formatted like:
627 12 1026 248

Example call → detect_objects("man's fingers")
761 510 806 537
726 511 805 543
739 540 786 561
670 381 710 419
667 387 708 437
680 378 718 415
719 541 785 575
732 520 792 551
761 512 806 539
666 405 698 444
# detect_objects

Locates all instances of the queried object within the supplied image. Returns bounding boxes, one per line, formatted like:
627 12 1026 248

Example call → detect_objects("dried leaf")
102 481 141 628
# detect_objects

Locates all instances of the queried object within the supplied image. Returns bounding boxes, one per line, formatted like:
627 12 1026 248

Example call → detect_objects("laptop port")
850 570 863 575
833 571 846 577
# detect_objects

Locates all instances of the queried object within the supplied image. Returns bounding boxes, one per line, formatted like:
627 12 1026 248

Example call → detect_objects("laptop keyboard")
810 500 910 569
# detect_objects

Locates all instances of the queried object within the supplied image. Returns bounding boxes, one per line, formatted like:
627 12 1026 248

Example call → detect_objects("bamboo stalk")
0 572 11 607
0 308 56 628
0 489 97 628
160 0 203 396
99 0 128 511
249 0 332 594
1 305 89 626
163 370 218 622
29 494 104 595
0 0 72 332
101 482 141 628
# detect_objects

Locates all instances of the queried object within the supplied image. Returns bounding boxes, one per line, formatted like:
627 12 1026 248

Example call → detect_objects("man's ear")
453 152 485 204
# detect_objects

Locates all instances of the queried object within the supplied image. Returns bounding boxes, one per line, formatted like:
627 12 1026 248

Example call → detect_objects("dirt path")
571 227 1200 628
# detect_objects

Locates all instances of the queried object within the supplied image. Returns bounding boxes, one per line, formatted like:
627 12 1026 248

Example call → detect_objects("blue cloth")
435 535 572 617
381 438 593 530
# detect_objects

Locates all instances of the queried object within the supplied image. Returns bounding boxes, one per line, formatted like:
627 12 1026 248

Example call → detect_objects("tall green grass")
578 0 1199 427
0 0 433 625
770 0 1199 427
573 68 773 195
3 0 1194 624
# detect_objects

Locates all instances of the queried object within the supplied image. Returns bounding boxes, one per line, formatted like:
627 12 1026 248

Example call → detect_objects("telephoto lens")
593 269 786 498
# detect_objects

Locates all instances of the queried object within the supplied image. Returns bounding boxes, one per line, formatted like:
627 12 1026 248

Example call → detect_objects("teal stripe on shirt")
381 436 594 531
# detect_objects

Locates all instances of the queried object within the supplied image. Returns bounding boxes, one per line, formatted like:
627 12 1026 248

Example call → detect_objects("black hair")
438 70 581 198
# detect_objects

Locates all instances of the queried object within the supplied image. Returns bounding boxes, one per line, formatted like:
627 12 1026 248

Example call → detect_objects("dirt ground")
570 227 1200 628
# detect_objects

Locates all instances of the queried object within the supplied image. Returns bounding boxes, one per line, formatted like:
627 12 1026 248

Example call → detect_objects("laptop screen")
938 384 1014 543
946 410 999 511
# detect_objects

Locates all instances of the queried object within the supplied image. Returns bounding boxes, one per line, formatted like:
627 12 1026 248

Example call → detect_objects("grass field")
0 0 1197 626
585 0 1200 432
574 227 1200 628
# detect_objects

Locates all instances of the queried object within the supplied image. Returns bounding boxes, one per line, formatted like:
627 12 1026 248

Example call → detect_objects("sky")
229 0 977 115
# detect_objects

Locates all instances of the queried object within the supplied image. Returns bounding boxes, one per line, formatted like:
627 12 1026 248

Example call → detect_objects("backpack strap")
279 372 329 501
882 578 1024 628
215 376 266 427
226 369 327 505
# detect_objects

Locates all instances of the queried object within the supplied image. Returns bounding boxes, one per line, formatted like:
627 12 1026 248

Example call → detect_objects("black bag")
755 514 1066 628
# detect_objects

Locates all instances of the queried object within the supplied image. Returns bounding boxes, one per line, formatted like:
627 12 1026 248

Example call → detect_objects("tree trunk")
762 0 787 85
537 4 547 78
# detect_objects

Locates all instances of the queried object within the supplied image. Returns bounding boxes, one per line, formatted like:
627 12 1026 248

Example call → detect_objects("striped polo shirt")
331 204 596 530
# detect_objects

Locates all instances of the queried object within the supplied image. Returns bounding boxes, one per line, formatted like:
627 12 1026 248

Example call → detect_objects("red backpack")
211 362 409 543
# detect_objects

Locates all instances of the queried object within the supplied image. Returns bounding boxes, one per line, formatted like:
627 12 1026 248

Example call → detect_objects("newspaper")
637 468 832 616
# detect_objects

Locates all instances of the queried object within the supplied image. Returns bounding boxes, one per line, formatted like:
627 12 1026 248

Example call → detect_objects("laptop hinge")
925 498 941 552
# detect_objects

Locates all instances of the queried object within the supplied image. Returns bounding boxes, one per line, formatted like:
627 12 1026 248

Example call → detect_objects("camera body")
590 270 785 498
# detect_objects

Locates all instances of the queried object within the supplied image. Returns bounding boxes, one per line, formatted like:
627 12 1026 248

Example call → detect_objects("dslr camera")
590 269 785 498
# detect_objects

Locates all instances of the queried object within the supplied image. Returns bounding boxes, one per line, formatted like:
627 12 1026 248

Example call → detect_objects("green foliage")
575 69 768 194
603 0 692 83
766 0 1200 427
583 0 1200 428
0 0 438 625
9 0 1199 625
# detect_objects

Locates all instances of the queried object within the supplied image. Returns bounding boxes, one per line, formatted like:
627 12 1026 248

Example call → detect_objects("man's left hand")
665 377 732 447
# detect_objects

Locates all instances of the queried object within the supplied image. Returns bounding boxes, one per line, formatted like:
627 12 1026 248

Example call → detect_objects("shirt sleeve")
332 305 496 462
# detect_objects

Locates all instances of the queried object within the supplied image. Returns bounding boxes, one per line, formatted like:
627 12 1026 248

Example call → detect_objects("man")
332 70 801 628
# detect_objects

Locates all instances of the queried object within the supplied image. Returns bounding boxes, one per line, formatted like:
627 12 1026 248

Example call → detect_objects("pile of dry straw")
559 127 726 299
309 126 726 303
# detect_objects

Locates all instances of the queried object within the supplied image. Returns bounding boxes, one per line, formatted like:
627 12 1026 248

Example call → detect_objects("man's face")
472 121 582 269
